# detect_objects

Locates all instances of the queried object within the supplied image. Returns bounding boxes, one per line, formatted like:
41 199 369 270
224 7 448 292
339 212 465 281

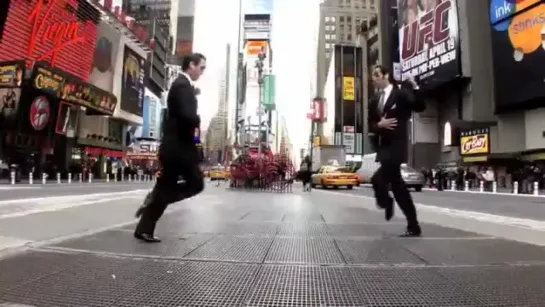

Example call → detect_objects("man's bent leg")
371 165 393 209
135 159 180 238
386 163 420 235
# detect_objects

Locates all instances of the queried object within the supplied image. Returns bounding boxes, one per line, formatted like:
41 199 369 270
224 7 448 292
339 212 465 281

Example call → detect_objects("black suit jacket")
160 75 200 160
368 85 425 163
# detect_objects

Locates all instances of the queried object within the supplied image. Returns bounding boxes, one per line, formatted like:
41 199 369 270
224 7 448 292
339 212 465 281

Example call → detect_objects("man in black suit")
368 65 425 237
134 53 206 243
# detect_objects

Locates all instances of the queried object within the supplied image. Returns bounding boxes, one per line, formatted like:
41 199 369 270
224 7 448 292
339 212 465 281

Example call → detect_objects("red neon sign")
27 0 85 68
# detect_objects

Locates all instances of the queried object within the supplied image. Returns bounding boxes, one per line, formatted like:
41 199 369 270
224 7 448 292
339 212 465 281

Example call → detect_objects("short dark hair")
182 53 206 71
373 64 397 85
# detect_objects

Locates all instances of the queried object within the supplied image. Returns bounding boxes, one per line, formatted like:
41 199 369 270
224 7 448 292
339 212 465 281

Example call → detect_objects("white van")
355 153 425 192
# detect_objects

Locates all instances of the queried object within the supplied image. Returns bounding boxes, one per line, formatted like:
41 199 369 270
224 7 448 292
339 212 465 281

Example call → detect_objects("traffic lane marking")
0 190 149 205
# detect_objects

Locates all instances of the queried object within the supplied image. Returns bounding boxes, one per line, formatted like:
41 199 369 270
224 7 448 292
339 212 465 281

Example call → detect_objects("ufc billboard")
397 0 461 89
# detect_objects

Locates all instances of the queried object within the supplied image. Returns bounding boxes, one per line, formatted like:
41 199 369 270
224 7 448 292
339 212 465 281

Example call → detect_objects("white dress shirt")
378 84 394 112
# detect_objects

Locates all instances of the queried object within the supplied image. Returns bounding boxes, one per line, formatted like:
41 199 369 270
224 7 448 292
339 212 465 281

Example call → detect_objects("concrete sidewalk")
0 188 544 306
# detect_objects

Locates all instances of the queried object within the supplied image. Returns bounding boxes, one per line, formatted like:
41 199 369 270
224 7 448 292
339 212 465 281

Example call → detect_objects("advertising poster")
0 87 21 121
0 61 24 88
55 102 79 136
397 0 460 88
343 77 355 101
88 22 122 92
490 0 545 110
246 41 268 56
121 46 146 117
460 128 490 155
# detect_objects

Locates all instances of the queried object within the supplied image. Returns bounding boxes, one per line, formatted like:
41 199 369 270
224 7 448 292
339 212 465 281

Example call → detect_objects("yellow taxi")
311 165 358 189
209 166 229 181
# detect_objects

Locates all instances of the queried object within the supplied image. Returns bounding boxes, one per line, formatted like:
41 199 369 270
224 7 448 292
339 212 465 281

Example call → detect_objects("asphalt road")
0 182 153 200
342 185 545 221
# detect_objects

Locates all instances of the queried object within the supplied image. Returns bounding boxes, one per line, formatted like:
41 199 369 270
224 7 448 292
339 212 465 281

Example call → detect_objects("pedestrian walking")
134 53 207 243
368 65 425 237
299 155 312 192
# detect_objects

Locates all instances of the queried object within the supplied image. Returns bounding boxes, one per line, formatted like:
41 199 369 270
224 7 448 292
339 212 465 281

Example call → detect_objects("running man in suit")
134 53 206 242
368 65 425 237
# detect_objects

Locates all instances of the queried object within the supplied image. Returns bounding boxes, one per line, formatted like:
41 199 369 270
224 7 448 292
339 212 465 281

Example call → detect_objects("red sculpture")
229 148 295 190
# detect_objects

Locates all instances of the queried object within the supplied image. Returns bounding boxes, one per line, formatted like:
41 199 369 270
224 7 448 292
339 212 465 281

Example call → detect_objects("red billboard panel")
0 0 99 82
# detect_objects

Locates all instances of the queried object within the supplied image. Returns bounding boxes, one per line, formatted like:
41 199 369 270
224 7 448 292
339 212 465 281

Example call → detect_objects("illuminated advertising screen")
490 0 545 111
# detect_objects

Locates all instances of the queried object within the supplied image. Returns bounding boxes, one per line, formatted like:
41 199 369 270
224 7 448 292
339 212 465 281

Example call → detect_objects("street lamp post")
256 50 266 175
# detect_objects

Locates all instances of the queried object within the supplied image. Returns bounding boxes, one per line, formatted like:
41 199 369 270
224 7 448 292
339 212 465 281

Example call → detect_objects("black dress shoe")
134 232 161 243
399 227 422 237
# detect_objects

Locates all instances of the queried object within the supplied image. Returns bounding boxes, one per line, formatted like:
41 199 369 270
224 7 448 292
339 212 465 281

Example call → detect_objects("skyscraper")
206 44 231 164
316 0 377 96
175 0 195 63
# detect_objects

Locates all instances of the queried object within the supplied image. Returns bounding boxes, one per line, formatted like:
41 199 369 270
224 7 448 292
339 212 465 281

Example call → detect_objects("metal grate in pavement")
328 224 392 238
223 222 279 236
336 239 426 265
156 219 227 235
351 267 482 306
116 261 259 307
0 251 90 295
244 265 364 306
52 230 214 259
277 222 329 237
401 238 545 265
239 211 285 222
184 235 273 263
439 265 545 307
265 237 344 264
1 254 169 307
282 211 324 222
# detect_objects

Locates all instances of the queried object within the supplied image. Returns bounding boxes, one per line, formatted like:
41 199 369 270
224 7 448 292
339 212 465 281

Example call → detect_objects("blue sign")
142 96 151 137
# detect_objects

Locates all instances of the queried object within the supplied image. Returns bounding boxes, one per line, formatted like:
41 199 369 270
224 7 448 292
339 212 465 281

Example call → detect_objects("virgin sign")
27 0 85 68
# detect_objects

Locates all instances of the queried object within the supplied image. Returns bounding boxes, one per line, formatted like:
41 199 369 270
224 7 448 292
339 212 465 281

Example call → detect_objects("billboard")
490 1 545 110
120 45 146 117
88 22 122 92
246 41 267 56
397 0 460 89
0 0 100 82
460 128 490 155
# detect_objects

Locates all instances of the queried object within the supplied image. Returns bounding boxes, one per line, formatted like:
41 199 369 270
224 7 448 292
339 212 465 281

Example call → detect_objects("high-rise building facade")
206 44 231 165
175 0 195 63
316 0 377 96
122 0 179 97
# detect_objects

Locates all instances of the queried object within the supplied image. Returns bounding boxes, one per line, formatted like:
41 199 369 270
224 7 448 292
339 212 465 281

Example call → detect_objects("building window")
347 34 352 41
325 17 330 22
326 34 330 40
325 43 331 49
331 34 336 40
331 16 336 22
339 16 344 22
